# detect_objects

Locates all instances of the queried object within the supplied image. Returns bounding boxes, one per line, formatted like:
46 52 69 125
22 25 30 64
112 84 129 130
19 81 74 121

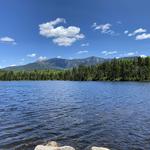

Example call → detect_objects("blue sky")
0 0 150 68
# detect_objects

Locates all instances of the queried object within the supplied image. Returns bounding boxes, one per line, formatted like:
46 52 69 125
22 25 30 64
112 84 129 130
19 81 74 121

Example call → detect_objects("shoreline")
0 79 150 82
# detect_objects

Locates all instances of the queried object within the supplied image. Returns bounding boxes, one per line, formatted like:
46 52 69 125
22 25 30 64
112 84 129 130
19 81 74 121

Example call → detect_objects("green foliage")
1 57 150 81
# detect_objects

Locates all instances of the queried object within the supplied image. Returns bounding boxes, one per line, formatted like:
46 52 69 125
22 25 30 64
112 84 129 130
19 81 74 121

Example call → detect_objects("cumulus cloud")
101 50 117 56
53 37 76 46
92 23 115 35
38 56 47 61
77 50 88 54
0 36 16 45
81 43 89 47
134 28 146 34
128 28 146 37
136 33 150 40
27 53 36 58
39 18 84 46
124 28 150 40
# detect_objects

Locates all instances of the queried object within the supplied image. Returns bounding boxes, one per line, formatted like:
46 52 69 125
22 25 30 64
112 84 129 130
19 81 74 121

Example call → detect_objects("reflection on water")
1 81 150 150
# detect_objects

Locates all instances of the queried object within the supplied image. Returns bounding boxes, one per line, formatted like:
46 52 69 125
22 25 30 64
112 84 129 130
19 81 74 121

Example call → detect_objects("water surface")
1 81 150 150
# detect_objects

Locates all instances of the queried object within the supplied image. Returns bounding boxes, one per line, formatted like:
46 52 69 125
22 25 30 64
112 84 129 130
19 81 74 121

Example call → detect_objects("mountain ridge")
4 56 108 71
3 56 139 71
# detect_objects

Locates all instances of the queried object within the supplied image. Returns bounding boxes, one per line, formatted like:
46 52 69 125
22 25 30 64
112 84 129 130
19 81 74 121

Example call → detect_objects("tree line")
1 57 150 81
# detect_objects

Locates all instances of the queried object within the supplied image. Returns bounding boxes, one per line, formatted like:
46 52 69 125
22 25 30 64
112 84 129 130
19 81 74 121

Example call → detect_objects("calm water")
1 81 150 150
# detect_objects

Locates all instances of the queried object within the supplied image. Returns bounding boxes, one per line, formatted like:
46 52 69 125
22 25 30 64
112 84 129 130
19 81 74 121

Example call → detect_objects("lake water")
1 81 150 150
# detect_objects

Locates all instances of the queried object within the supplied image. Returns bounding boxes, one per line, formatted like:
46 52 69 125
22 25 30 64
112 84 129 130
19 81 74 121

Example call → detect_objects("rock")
46 141 59 147
34 141 75 150
34 145 58 150
58 146 75 150
34 141 110 150
91 146 110 150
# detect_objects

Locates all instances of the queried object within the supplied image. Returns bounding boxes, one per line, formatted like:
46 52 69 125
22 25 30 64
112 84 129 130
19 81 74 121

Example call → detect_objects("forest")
1 57 150 81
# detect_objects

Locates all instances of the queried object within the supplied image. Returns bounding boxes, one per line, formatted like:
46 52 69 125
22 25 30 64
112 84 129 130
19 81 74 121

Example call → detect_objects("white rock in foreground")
34 141 75 150
91 147 110 150
34 141 110 150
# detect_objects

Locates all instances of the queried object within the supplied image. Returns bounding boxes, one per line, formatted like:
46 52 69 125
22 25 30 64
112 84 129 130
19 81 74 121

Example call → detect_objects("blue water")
1 81 150 150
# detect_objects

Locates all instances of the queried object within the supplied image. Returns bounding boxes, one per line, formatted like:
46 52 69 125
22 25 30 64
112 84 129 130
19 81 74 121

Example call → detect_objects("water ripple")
1 81 150 150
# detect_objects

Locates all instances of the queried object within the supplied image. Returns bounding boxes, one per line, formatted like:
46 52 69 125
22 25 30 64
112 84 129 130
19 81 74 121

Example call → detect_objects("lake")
1 81 150 150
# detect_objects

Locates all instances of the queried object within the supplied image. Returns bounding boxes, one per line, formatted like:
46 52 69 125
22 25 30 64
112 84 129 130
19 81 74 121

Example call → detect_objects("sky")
0 0 150 68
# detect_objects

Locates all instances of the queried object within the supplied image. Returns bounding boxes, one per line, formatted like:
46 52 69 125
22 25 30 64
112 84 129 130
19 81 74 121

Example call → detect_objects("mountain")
4 56 109 71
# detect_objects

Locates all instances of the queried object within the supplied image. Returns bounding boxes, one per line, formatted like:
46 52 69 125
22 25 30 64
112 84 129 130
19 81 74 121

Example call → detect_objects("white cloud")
92 23 115 35
77 50 88 54
127 52 135 56
27 53 36 58
136 33 150 40
115 57 120 59
101 50 117 56
127 28 146 37
39 18 84 46
0 37 16 45
53 37 76 46
56 56 61 58
92 23 111 32
124 28 150 40
140 54 147 58
38 56 47 61
81 43 89 47
118 51 138 57
134 28 146 34
128 33 132 37
124 30 129 34
10 64 16 67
